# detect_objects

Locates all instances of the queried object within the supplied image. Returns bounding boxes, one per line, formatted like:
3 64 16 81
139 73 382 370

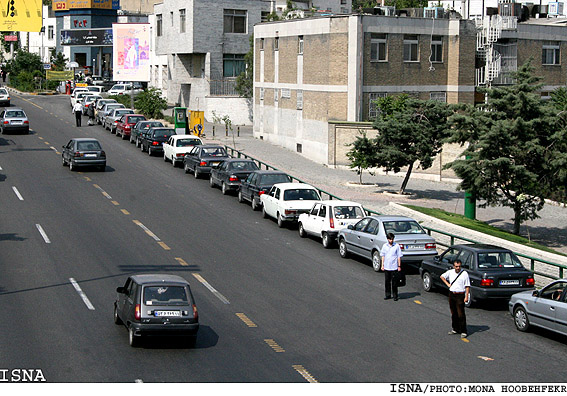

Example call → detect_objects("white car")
298 200 366 248
163 135 203 167
0 87 10 107
260 183 322 228
69 88 89 107
107 83 142 96
82 94 103 115
86 86 103 94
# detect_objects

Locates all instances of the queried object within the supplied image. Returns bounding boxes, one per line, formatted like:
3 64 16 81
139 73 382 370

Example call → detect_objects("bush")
108 94 134 108
134 88 167 119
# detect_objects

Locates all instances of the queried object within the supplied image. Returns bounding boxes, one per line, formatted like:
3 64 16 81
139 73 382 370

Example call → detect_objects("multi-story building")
19 5 57 63
271 0 353 14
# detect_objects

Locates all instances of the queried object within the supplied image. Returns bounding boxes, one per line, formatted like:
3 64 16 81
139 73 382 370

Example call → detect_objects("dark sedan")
420 244 535 307
183 145 229 178
209 159 259 195
62 138 106 171
140 127 176 156
131 120 164 145
237 170 292 210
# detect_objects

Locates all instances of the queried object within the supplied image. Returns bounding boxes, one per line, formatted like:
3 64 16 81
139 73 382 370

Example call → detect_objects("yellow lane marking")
38 136 44 140
121 209 130 215
478 356 493 361
132 220 160 241
461 338 470 343
264 339 285 353
158 242 170 250
44 141 50 145
21 98 43 109
111 200 120 206
84 177 91 182
292 365 318 383
414 300 422 305
175 257 189 266
236 313 257 328
192 274 230 304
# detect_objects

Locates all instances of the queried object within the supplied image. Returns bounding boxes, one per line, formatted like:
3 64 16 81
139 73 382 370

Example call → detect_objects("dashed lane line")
132 220 160 241
192 273 230 305
12 186 24 201
264 339 285 352
236 313 257 328
292 365 318 383
69 278 95 310
175 257 188 266
35 224 51 244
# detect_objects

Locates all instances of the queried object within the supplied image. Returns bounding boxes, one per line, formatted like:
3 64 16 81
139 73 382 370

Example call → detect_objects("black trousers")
75 111 82 126
449 292 467 334
384 270 398 298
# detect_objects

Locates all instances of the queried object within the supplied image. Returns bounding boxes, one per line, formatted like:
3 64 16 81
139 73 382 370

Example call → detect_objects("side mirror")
532 290 540 297
116 287 126 294
434 255 440 262
347 225 354 230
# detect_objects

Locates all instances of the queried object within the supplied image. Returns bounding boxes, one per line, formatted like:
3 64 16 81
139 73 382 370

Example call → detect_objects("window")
261 11 270 23
260 87 265 100
430 92 446 102
298 35 304 54
370 33 387 62
430 35 442 63
297 90 303 110
260 38 264 50
180 9 186 33
224 9 247 34
368 92 386 120
170 11 174 26
318 205 327 218
274 37 279 51
542 41 560 65
403 35 419 62
48 25 54 40
274 88 279 102
156 14 162 36
223 54 245 77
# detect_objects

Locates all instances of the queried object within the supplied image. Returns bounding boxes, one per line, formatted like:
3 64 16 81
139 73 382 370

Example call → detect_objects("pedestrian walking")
87 102 95 125
380 232 403 301
440 259 470 338
73 101 83 127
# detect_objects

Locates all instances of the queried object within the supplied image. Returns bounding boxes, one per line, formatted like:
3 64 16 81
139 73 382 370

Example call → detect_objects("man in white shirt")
440 259 470 338
73 101 83 127
380 233 403 301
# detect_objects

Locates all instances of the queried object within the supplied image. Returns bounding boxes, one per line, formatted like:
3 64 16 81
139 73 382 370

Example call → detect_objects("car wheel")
422 271 434 292
171 158 177 167
372 250 381 272
148 146 152 156
221 182 228 195
135 138 140 147
62 156 67 166
514 306 530 332
298 223 306 238
194 168 199 179
122 134 128 140
163 152 168 162
277 213 284 228
262 206 269 219
128 326 140 347
251 197 259 211
322 232 332 248
237 191 244 203
113 304 122 325
209 176 215 188
140 143 145 152
338 238 349 258
184 163 190 174
69 160 75 171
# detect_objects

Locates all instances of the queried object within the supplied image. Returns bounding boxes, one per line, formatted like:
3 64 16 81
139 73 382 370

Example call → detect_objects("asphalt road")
1 93 567 383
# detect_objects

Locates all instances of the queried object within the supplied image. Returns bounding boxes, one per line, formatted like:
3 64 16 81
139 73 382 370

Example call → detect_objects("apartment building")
19 5 57 63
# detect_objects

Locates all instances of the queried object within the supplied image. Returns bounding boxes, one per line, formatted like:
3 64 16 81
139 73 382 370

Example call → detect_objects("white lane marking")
134 379 143 383
35 224 51 243
12 186 24 201
133 220 161 241
192 273 230 304
0 165 3 170
93 184 112 200
69 278 96 310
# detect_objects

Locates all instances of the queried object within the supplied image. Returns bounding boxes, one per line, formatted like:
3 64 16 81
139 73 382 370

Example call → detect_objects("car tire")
163 152 168 162
237 190 244 203
113 304 122 325
135 138 140 148
221 182 228 195
69 160 75 171
372 250 381 272
322 232 332 248
194 168 199 179
514 306 530 332
184 163 190 174
277 213 284 228
209 176 215 188
422 271 434 292
251 197 259 211
262 206 269 219
140 143 145 152
148 146 152 156
62 156 67 166
338 238 349 258
128 326 140 347
122 133 128 140
172 158 177 167
298 223 306 238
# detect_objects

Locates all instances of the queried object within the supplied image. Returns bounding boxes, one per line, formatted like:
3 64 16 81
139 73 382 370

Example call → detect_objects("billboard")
60 29 113 46
1 0 42 32
46 70 74 81
112 23 150 82
53 0 119 11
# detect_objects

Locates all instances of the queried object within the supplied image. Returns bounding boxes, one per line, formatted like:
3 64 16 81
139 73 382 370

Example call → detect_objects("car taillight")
73 151 82 157
329 217 335 229
23 120 29 124
176 153 185 158
425 243 436 249
284 209 297 215
135 304 141 320
229 175 238 182
480 279 494 287
399 244 405 250
199 161 207 166
100 151 106 157
258 191 266 195
526 277 535 287
152 141 159 146
3 121 8 124
125 125 131 130
192 304 198 321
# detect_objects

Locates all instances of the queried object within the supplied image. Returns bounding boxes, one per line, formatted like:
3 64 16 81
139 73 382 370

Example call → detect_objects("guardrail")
224 145 565 282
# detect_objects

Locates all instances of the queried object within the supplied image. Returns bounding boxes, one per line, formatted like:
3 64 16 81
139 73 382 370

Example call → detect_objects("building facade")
19 5 57 63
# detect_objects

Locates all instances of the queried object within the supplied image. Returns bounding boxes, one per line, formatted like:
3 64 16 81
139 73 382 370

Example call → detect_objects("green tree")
550 87 567 111
346 131 377 184
50 51 68 71
134 88 168 119
235 35 253 99
371 95 453 194
445 61 564 235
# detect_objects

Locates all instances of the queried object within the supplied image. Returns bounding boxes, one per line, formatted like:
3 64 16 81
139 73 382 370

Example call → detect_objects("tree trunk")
513 205 522 235
399 162 414 194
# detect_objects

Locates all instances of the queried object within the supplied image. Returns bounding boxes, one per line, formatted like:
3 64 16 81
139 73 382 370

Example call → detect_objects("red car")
115 114 147 140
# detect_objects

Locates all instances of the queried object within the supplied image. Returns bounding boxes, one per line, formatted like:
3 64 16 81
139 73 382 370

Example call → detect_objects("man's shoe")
461 333 468 338
394 297 399 301
448 330 458 335
384 296 391 300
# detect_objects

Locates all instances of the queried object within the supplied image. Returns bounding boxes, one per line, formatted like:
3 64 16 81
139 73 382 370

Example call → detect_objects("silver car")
510 279 567 336
94 99 117 123
0 107 29 134
99 103 125 126
338 215 437 271
0 87 10 107
62 137 106 171
104 108 134 132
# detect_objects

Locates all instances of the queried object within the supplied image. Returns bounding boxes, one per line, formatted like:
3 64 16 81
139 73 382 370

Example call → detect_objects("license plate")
154 311 181 317
11 121 22 125
84 153 97 158
211 162 220 166
499 280 520 286
405 244 424 250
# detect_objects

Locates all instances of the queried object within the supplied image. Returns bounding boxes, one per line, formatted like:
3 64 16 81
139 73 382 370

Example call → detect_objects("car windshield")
143 286 189 306
477 252 523 268
260 174 291 184
333 206 365 219
111 85 124 90
229 161 259 171
0 89 7 95
106 104 123 110
5 110 26 117
202 147 228 156
176 138 201 147
128 116 145 123
153 129 174 137
77 141 101 151
283 188 321 201
383 220 425 234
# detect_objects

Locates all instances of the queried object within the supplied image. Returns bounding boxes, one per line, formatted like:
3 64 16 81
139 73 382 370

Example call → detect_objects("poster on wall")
60 29 113 46
112 23 150 82
1 0 42 32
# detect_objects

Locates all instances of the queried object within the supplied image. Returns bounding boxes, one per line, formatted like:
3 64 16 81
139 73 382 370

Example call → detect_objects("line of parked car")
62 91 567 345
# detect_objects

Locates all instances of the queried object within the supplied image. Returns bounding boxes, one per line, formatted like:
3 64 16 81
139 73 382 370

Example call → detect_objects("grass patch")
403 204 566 257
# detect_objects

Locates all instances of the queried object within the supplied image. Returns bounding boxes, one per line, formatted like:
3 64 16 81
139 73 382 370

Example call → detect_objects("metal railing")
224 145 565 282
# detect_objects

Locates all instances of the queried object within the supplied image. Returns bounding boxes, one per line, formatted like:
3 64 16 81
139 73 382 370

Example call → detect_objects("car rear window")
0 89 8 95
259 174 291 184
383 220 426 234
283 189 321 201
152 129 174 137
229 161 259 171
142 122 164 129
128 116 145 123
77 141 102 150
6 111 26 117
202 147 228 156
333 206 365 219
176 138 201 147
477 252 523 268
143 286 189 306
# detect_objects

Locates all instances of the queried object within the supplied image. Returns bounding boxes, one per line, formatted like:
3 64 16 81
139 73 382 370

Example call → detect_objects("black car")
140 127 175 156
420 244 535 307
183 145 229 178
131 120 164 146
62 138 106 171
114 274 199 347
209 158 259 195
237 170 292 210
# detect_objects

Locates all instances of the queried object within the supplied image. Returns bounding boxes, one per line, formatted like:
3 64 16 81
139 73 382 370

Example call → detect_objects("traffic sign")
4 35 17 42
43 64 52 70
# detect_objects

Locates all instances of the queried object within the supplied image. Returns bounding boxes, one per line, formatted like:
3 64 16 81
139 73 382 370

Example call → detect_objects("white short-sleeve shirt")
441 269 470 293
